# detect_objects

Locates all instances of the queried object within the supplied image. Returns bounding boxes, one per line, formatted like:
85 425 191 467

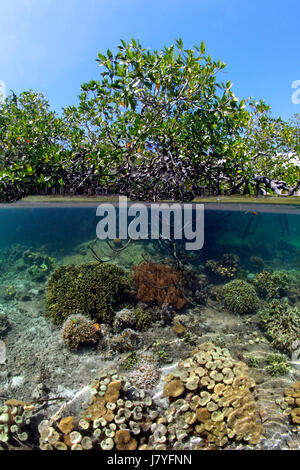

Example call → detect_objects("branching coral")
255 270 290 299
259 299 300 356
223 279 259 315
265 353 290 376
46 262 133 324
132 262 187 310
121 352 139 370
134 308 157 331
126 353 161 390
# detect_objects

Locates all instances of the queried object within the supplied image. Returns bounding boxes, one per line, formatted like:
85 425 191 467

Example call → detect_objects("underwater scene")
0 200 299 451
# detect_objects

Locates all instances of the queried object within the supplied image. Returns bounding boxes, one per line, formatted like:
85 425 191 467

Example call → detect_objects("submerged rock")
0 340 6 364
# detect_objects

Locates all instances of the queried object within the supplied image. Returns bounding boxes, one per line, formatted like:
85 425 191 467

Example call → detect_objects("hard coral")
132 262 186 310
121 352 139 370
223 279 259 315
126 353 161 390
205 253 240 280
284 382 300 426
115 429 137 450
134 308 158 331
58 416 75 434
113 308 136 332
46 262 133 324
157 343 262 449
61 314 99 350
23 249 56 282
255 270 290 299
109 328 143 353
104 381 122 403
163 379 185 398
0 402 34 448
38 370 159 451
265 353 290 376
259 299 300 356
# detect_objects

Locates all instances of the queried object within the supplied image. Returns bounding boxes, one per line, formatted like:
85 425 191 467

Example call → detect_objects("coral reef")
126 353 161 390
185 273 209 305
0 339 6 365
23 249 56 282
223 280 259 315
120 352 139 371
173 321 185 336
113 308 137 333
247 356 260 369
109 328 143 353
45 262 133 324
3 244 26 265
61 314 99 350
4 286 15 300
160 303 175 325
284 382 300 430
265 354 290 376
205 253 240 281
209 285 225 301
154 342 262 449
0 244 56 282
134 308 157 331
255 270 290 299
0 401 35 448
113 307 159 333
259 299 300 356
132 262 186 310
38 370 159 450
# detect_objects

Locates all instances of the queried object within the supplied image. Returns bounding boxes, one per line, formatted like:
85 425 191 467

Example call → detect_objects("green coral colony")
0 206 300 451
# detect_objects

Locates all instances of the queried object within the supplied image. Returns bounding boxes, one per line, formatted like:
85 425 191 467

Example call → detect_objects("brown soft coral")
132 262 186 310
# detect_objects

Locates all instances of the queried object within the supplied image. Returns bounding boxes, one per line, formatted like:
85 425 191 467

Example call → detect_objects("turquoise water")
0 203 300 265
0 202 299 450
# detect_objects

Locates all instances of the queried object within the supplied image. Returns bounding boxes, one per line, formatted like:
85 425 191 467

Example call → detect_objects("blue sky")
0 0 299 119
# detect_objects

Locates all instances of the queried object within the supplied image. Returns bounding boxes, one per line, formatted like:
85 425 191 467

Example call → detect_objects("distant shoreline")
0 194 300 214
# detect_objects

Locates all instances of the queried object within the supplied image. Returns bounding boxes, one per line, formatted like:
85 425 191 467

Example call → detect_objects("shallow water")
0 201 299 450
